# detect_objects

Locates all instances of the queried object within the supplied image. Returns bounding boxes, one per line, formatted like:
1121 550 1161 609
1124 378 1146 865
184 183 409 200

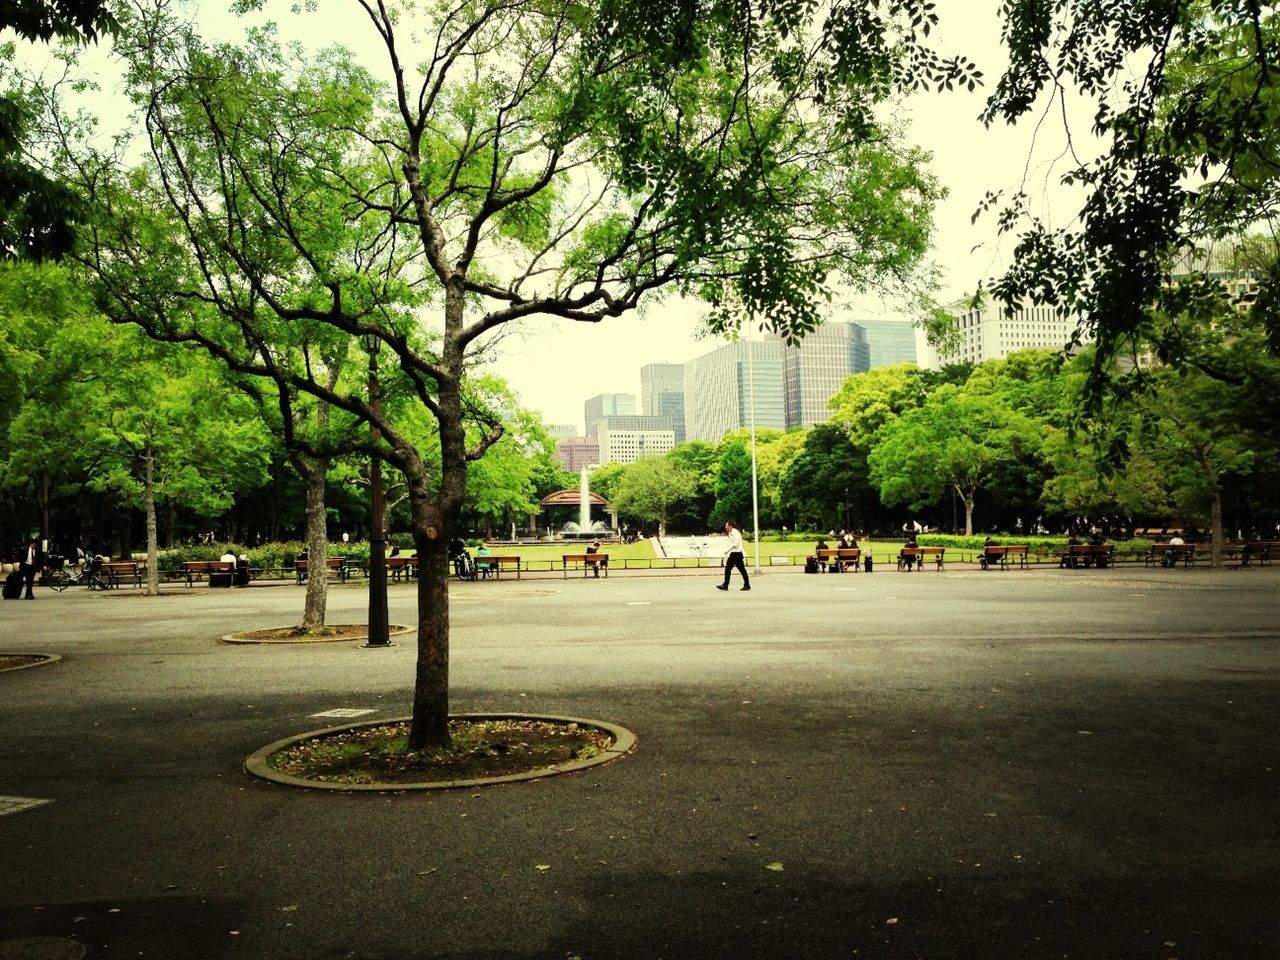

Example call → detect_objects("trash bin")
235 558 250 587
864 555 873 573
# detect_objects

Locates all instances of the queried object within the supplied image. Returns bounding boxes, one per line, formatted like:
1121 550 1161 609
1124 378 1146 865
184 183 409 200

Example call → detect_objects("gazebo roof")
539 489 609 508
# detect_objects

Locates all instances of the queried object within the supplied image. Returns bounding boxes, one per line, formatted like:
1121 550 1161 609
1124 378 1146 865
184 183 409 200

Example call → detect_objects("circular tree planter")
245 713 636 791
0 654 61 673
221 624 414 644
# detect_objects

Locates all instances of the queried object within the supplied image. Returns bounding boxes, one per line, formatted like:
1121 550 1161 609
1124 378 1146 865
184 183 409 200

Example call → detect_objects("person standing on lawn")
716 521 750 592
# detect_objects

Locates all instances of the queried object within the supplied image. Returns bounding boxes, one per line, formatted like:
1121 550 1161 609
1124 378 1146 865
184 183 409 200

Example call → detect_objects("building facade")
594 415 676 464
921 301 1085 369
683 340 786 442
584 393 636 437
639 362 687 444
778 322 871 429
554 436 600 473
858 318 919 368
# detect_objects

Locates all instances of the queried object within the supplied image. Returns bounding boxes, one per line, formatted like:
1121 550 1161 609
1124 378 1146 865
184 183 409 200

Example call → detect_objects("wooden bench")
1242 541 1278 566
562 553 608 578
1060 543 1113 568
99 560 144 588
474 555 521 579
897 546 944 571
1145 543 1196 567
294 556 348 584
386 555 418 581
815 547 861 572
979 544 1029 570
183 559 236 587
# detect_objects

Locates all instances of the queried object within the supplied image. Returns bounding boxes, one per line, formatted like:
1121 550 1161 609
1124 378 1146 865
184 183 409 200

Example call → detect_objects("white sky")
18 1 1093 430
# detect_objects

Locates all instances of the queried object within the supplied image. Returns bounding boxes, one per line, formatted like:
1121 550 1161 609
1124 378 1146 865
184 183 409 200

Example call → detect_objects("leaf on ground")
765 862 784 872
279 905 298 913
535 864 551 872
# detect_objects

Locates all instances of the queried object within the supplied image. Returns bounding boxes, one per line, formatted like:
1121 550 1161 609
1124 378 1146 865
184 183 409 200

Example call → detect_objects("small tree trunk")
956 486 975 537
296 455 329 629
144 446 160 596
1210 485 1224 568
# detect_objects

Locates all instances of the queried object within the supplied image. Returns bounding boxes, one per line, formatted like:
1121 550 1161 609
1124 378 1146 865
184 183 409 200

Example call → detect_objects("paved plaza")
2 566 1279 959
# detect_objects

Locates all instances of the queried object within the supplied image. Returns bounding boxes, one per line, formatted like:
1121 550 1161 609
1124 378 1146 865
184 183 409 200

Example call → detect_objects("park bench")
294 556 348 585
897 546 944 571
475 555 521 580
815 547 861 572
386 555 418 582
1061 543 1113 568
979 544 1029 570
100 560 143 588
183 559 236 587
561 553 608 578
1144 543 1196 568
1242 541 1278 566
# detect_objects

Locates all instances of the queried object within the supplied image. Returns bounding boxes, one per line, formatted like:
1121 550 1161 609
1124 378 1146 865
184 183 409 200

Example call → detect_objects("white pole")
747 325 761 573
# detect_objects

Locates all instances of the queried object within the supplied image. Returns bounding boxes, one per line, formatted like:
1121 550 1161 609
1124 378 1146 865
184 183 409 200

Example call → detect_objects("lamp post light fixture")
361 332 391 649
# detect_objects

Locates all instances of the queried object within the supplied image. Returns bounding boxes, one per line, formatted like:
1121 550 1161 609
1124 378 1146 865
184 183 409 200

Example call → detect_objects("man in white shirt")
716 521 750 592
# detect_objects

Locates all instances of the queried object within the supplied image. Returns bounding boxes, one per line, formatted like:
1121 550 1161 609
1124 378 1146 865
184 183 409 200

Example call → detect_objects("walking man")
716 521 750 592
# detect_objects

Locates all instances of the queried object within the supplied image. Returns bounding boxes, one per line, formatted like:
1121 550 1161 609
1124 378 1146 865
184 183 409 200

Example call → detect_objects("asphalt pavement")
1 564 1278 959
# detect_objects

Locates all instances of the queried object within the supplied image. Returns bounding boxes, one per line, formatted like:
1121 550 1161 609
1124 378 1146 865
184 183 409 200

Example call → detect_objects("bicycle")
45 554 109 592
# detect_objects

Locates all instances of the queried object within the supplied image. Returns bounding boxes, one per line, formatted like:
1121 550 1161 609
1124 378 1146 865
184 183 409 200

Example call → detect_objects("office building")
547 424 578 441
594 415 676 464
858 318 919 368
683 340 786 442
584 393 636 437
640 363 687 444
778 322 871 429
554 436 599 473
921 300 1085 369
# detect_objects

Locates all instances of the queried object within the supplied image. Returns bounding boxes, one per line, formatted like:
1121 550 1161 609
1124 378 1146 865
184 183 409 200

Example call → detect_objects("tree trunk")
296 455 329 629
1210 485 1224 568
163 496 176 550
956 486 975 536
144 446 160 596
410 527 451 750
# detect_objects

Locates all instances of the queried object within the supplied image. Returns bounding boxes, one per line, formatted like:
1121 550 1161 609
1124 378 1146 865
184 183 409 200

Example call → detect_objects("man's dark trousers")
722 551 750 589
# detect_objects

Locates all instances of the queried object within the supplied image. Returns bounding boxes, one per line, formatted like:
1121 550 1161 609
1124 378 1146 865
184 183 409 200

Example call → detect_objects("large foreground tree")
50 0 940 747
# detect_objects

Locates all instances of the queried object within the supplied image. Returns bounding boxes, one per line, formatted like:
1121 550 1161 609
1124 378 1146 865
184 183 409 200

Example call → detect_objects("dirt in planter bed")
268 718 614 785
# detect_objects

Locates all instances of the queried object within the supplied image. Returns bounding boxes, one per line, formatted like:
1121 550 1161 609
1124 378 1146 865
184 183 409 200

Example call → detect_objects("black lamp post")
362 332 391 649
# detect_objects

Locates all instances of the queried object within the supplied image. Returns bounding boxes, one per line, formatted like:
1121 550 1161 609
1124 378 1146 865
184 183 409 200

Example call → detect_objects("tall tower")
683 341 785 442
640 363 686 444
778 322 871 428
584 393 636 437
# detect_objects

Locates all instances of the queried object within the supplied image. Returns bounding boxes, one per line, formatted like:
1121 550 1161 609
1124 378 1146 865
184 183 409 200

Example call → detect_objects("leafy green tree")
0 261 272 576
780 423 864 532
868 384 1042 535
1 2 116 260
980 2 1280 391
664 440 718 533
827 363 926 446
587 463 628 507
49 0 940 748
711 440 753 531
90 338 272 593
609 456 695 537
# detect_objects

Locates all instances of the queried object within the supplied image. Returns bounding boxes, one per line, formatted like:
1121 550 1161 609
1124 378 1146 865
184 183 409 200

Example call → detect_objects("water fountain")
557 465 612 540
